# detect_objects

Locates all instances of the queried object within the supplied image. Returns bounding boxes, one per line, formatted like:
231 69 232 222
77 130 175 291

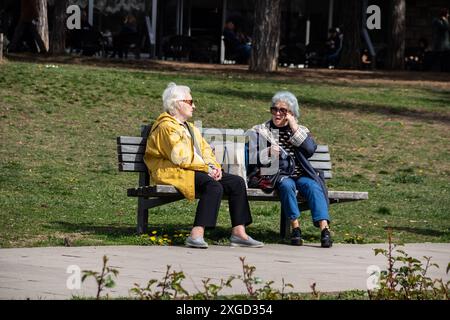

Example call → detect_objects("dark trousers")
431 51 450 72
194 171 252 228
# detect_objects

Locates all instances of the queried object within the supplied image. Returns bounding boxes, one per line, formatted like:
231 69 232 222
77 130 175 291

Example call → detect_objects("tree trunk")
249 0 282 72
50 0 68 54
0 33 3 61
386 0 405 70
36 0 49 52
338 0 362 69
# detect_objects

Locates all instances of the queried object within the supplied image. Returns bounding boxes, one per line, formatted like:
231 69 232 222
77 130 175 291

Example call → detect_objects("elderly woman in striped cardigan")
248 91 333 248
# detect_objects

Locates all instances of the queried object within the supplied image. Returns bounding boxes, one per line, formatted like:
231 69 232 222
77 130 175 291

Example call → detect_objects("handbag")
246 125 296 193
248 169 280 193
247 152 296 193
210 140 248 187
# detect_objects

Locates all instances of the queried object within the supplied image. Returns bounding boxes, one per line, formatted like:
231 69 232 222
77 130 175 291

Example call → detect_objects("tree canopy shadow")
46 221 137 238
301 96 450 124
274 68 450 84
46 221 282 242
8 53 450 89
199 87 274 102
200 86 450 124
384 226 449 237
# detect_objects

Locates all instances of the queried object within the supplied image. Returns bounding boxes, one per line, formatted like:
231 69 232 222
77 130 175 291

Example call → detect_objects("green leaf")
374 248 387 256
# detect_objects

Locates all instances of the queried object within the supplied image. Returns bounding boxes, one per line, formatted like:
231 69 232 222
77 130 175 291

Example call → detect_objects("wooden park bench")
117 125 368 239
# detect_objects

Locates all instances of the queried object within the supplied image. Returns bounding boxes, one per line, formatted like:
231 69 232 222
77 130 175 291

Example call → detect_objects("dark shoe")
321 228 333 248
291 227 303 246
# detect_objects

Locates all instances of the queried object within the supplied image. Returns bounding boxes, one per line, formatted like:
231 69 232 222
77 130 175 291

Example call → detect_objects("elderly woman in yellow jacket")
144 82 263 249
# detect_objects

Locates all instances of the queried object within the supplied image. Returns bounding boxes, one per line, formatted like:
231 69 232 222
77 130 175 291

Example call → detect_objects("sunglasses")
270 106 289 115
179 99 194 106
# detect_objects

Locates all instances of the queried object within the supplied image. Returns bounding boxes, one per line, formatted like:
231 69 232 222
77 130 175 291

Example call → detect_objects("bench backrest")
117 125 332 180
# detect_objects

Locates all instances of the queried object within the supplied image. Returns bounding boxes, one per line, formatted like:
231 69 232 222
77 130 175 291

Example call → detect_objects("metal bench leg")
136 166 150 234
280 207 291 241
137 197 149 234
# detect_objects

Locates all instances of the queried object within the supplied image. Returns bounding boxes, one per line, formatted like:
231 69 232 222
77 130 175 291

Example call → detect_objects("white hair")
162 82 191 115
271 91 300 118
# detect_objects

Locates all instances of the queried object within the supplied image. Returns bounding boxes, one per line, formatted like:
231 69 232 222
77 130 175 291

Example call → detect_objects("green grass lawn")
0 60 449 248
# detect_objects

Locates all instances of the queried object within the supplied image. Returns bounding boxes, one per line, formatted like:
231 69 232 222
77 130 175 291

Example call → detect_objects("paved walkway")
0 243 449 299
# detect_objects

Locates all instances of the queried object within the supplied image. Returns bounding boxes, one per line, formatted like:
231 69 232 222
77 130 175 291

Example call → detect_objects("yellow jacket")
144 112 221 200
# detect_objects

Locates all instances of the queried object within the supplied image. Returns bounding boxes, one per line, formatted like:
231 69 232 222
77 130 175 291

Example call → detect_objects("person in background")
222 19 251 64
111 14 140 59
325 27 343 68
361 49 372 69
432 8 450 72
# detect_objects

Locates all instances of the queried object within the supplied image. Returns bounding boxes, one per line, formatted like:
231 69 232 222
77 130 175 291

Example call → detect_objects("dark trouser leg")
443 51 450 72
194 171 223 227
194 172 252 228
219 172 252 227
10 22 26 52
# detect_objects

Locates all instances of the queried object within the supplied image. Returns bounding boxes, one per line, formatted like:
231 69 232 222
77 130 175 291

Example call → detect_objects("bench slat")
314 145 328 153
119 153 144 162
119 162 147 172
119 162 332 178
308 153 331 161
202 128 246 136
118 153 331 165
117 136 330 153
308 161 332 170
118 143 329 157
118 145 146 154
117 136 145 145
328 191 369 200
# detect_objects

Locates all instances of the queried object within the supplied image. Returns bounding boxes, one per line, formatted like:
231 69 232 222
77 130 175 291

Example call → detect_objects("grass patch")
0 61 449 247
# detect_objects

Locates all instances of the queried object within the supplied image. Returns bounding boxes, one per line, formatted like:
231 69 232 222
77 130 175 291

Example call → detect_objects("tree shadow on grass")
206 227 282 243
46 221 282 243
302 97 450 124
146 222 282 244
384 226 449 237
10 53 450 84
46 221 137 238
274 68 450 84
199 87 275 102
202 87 450 124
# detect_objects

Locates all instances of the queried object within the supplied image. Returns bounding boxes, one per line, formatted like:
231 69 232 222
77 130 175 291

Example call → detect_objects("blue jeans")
277 176 330 227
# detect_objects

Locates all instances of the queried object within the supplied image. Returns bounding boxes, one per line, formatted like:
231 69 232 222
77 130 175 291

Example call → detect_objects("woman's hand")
209 167 222 181
270 145 280 157
285 112 299 132
214 168 223 181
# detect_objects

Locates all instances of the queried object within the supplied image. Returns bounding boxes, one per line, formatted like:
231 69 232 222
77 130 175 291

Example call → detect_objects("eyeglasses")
179 99 194 106
270 106 288 115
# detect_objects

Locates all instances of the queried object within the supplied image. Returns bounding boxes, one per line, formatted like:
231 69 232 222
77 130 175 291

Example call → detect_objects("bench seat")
127 184 368 203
